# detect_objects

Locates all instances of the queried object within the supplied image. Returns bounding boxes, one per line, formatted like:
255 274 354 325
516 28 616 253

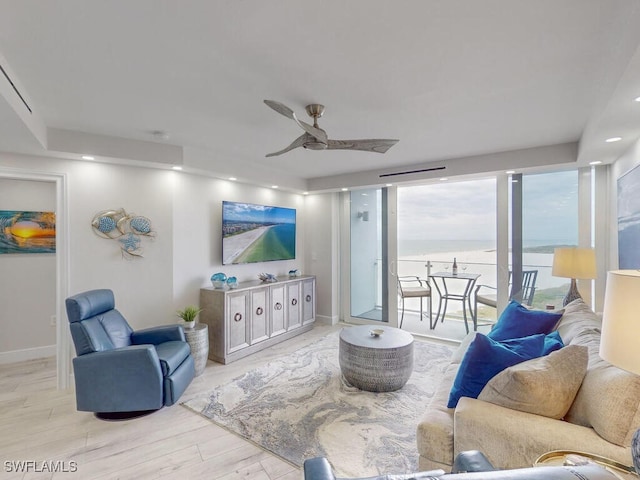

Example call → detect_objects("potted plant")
176 305 202 329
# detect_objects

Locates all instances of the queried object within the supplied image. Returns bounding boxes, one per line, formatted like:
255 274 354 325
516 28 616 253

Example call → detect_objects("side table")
535 450 637 479
339 325 414 392
183 323 209 376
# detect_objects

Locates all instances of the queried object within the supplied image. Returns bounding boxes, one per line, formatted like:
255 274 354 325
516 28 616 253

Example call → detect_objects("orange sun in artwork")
10 221 56 239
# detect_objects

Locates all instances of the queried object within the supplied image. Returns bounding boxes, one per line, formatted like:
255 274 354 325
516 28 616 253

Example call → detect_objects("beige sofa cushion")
565 351 640 447
417 363 458 466
555 298 601 344
478 345 588 419
556 299 640 447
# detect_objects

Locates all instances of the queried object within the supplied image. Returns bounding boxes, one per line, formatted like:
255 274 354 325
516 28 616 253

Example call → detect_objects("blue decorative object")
96 215 117 234
288 269 299 277
447 332 563 408
211 272 227 289
130 216 152 234
487 301 563 341
118 232 141 253
91 208 155 258
258 272 277 283
226 276 238 289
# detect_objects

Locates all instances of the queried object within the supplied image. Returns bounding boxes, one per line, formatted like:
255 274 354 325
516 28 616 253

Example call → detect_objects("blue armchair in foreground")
66 289 195 414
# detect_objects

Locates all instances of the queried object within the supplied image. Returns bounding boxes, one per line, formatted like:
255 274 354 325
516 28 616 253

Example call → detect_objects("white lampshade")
599 270 640 376
552 247 597 279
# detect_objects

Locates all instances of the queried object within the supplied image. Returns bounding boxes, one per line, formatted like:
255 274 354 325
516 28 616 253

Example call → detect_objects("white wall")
610 138 640 269
303 192 339 324
0 152 320 362
172 172 306 309
0 154 175 333
0 178 56 360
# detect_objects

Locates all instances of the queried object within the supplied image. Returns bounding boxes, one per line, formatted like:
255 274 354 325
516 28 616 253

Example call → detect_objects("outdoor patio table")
429 271 481 334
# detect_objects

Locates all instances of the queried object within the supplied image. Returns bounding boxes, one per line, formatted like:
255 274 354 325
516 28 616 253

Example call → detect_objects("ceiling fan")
264 100 399 157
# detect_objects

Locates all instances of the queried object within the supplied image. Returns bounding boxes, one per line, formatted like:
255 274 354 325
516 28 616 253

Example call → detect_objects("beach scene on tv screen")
222 201 296 265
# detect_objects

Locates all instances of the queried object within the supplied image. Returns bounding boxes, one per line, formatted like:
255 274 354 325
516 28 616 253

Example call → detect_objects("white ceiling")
1 0 640 192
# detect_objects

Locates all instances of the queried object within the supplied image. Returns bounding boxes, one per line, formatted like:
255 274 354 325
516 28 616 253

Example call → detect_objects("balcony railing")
371 258 571 320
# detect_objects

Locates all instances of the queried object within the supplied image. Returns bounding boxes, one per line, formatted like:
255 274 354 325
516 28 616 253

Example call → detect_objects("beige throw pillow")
478 345 588 419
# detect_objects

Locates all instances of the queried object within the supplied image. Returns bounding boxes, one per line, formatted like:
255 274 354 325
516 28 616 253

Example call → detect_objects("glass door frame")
340 187 399 327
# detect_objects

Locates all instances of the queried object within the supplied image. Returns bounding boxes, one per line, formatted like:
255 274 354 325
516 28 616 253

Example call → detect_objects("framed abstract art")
617 163 640 269
0 210 56 254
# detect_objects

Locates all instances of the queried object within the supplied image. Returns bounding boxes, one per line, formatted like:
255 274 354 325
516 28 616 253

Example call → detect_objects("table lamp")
599 270 640 474
551 247 597 306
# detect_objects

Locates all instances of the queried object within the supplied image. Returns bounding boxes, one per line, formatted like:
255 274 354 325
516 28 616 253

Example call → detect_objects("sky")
397 170 579 245
223 201 296 224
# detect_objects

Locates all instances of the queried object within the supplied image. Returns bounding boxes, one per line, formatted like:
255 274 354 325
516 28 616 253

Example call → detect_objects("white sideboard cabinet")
199 275 316 364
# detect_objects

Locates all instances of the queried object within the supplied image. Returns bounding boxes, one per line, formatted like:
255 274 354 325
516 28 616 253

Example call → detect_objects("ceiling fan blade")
266 134 307 157
294 119 328 144
327 139 399 154
264 100 296 120
264 99 328 144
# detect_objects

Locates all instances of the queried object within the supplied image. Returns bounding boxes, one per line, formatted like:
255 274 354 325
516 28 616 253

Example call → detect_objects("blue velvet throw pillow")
543 330 564 354
487 301 563 341
447 332 564 408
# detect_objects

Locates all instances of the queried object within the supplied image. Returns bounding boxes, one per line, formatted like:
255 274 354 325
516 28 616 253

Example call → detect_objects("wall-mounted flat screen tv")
222 201 296 265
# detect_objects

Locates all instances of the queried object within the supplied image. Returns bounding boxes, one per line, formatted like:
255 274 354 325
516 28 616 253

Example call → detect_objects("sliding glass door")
342 187 398 326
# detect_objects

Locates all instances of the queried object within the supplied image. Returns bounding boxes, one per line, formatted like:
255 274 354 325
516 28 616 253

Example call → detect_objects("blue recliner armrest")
73 345 164 412
131 325 186 345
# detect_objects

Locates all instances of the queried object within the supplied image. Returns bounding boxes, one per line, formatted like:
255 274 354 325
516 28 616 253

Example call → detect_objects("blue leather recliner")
66 289 195 413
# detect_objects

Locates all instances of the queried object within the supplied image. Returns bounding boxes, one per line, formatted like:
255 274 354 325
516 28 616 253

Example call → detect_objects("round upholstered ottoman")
339 325 414 392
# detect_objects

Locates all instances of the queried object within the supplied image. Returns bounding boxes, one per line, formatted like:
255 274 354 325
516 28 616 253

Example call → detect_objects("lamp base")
633 428 640 474
562 278 583 307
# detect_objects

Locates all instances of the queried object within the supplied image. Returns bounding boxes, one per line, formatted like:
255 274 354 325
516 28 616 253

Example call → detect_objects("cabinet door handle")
256 306 264 316
234 312 242 322
291 298 298 306
275 302 282 311
305 295 312 302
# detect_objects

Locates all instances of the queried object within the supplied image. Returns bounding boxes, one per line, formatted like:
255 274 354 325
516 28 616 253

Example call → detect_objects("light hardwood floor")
0 324 340 480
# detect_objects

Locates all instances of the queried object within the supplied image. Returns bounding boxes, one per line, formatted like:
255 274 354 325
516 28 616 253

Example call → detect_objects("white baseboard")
0 345 56 364
316 314 339 325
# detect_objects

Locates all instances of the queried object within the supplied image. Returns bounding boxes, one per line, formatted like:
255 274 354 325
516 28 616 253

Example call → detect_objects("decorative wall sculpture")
0 210 56 254
92 208 155 258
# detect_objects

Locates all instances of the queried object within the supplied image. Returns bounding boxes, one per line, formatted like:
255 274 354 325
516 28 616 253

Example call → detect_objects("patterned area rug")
182 330 453 477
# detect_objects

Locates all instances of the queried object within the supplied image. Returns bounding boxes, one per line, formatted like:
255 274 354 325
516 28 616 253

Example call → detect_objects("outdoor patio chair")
474 270 538 325
397 276 432 329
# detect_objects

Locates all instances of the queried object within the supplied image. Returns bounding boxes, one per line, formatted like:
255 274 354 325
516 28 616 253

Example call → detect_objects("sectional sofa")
417 299 640 471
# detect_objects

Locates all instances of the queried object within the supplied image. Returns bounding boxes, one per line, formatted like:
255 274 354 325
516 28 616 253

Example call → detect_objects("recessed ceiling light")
271 185 279 189
635 96 640 102
152 130 169 140
439 178 448 181
229 177 237 181
606 137 622 143
505 170 515 174
303 192 309 195
589 161 602 165
341 188 349 191
172 166 183 171
81 155 95 161
385 183 392 187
